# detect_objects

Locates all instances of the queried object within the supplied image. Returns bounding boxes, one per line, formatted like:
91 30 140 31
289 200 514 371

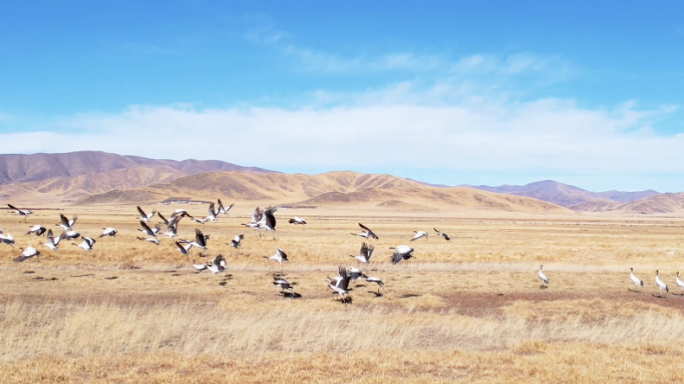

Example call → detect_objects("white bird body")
14 247 40 262
181 229 208 250
630 268 643 289
676 272 684 293
288 216 307 225
27 225 47 236
538 265 549 285
264 247 288 273
655 270 668 295
228 234 244 249
410 231 428 241
206 255 227 274
100 227 118 237
192 261 209 272
0 233 16 248
73 237 96 251
390 245 414 264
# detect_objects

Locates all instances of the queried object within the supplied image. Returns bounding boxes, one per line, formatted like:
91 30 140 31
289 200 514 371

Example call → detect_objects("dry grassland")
1 206 684 383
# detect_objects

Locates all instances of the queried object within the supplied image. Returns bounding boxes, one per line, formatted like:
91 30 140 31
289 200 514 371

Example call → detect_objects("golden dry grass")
1 205 684 383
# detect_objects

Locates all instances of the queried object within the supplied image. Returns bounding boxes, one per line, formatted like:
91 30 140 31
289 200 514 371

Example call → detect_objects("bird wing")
443 233 450 241
13 254 32 263
217 199 225 214
251 207 263 223
195 229 206 247
60 214 70 228
137 206 147 218
276 247 288 261
139 221 154 237
69 216 78 227
46 230 54 245
358 223 378 239
391 250 404 264
158 212 169 225
410 232 422 241
85 237 95 247
265 209 277 229
208 203 216 217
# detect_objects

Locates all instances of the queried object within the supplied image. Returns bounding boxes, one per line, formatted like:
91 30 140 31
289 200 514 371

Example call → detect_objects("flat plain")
1 205 684 383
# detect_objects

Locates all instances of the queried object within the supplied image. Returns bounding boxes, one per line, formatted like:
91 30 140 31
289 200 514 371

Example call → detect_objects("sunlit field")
1 205 684 383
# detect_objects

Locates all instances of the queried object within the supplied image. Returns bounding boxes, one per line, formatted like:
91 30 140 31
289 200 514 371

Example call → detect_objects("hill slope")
612 193 684 215
80 171 574 215
0 151 274 185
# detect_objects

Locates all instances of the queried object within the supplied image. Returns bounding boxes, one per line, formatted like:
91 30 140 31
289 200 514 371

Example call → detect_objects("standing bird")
263 247 288 274
207 255 227 274
8 204 33 222
410 231 428 242
655 270 669 297
56 214 78 231
390 245 415 265
676 272 684 295
350 242 374 266
27 225 47 236
365 276 385 294
72 237 96 251
630 268 644 291
136 206 156 222
100 227 118 238
433 228 451 241
326 266 352 301
288 217 307 225
538 265 549 287
13 247 40 263
42 229 62 251
351 223 379 240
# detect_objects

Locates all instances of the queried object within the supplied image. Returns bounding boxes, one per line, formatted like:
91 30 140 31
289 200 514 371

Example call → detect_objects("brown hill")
80 171 574 215
613 193 684 215
0 151 274 185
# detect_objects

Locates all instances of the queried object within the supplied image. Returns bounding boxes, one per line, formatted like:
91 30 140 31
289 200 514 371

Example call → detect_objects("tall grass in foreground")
2 299 683 362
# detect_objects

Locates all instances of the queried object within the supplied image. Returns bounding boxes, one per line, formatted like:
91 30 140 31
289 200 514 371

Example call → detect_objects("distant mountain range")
0 151 682 215
460 180 660 209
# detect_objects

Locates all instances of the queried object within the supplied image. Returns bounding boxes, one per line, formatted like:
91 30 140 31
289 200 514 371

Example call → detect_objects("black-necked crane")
192 260 209 272
263 247 288 274
410 231 428 242
349 267 367 286
195 202 218 224
538 265 549 288
8 204 32 222
56 214 77 231
433 228 451 241
326 266 352 302
655 270 669 297
242 207 264 235
179 229 208 250
630 268 643 291
62 230 81 240
137 236 160 245
365 276 385 294
100 228 118 238
351 223 378 240
13 247 40 263
138 220 158 238
217 199 233 216
137 206 156 222
273 276 296 293
174 241 193 255
676 272 684 295
0 232 16 250
42 229 62 251
159 213 180 238
289 217 307 225
390 245 414 264
350 242 374 266
207 254 227 274
72 237 96 251
171 209 195 220
228 234 244 249
27 225 47 236
257 206 278 239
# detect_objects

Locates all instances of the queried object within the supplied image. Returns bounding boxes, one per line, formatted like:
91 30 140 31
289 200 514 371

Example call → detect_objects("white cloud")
2 95 680 178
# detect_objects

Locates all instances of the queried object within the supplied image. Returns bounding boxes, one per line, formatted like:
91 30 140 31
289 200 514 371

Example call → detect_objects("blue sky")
1 1 683 191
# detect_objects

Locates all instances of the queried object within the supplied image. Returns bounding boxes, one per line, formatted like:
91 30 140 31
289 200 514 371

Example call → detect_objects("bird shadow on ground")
23 271 35 274
279 292 302 299
671 292 684 297
540 285 549 289
368 291 383 298
400 294 421 298
651 294 667 299
339 297 352 304
105 276 118 280
628 289 643 293
71 274 94 278
355 284 367 288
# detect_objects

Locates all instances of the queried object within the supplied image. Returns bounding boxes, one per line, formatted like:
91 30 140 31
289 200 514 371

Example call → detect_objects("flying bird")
207 254 227 274
365 276 385 294
72 237 96 251
195 202 218 224
326 266 352 300
62 230 81 240
350 242 374 265
263 247 288 274
56 214 78 231
433 228 451 241
137 237 160 245
349 267 367 286
217 200 233 215
138 221 159 238
273 276 297 296
13 247 40 263
0 232 16 250
179 229 209 250
257 206 278 239
42 229 62 251
288 217 307 225
390 245 415 264
228 234 244 249
351 223 378 240
174 241 193 255
192 260 209 272
242 207 264 235
410 231 428 242
27 225 47 236
136 206 156 222
8 204 33 222
100 228 118 238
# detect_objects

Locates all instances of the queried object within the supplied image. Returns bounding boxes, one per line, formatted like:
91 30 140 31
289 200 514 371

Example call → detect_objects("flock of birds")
4 203 684 302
